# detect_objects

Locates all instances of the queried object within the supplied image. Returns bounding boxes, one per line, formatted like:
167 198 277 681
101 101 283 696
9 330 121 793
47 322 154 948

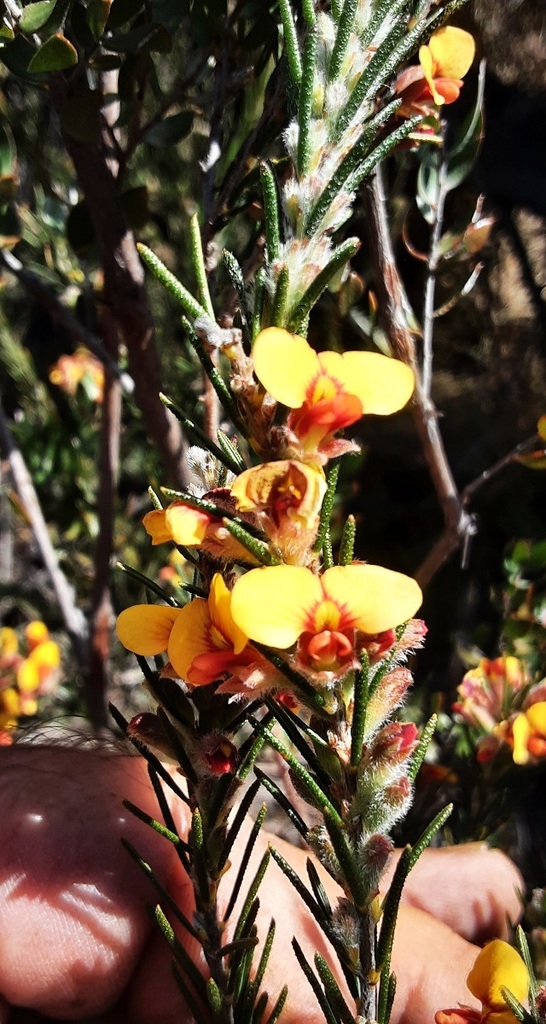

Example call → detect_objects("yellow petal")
231 460 326 527
467 940 528 1011
25 621 49 649
319 351 414 415
419 42 444 104
167 597 213 680
29 640 60 673
231 565 323 648
17 658 40 693
525 701 546 735
321 564 423 634
208 573 248 655
143 504 211 546
537 414 546 441
252 328 319 408
428 26 475 81
0 627 18 656
512 712 531 765
116 605 182 656
1 687 20 717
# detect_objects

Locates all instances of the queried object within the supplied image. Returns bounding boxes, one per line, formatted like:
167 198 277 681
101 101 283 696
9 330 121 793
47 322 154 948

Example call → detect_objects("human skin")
0 747 523 1024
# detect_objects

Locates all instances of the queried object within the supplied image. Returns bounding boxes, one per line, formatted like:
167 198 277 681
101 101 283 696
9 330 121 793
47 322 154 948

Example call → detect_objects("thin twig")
421 148 448 399
364 166 475 587
0 393 88 667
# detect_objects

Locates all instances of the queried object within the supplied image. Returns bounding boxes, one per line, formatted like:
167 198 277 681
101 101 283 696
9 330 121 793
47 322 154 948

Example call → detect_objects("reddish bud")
204 737 238 776
127 712 177 763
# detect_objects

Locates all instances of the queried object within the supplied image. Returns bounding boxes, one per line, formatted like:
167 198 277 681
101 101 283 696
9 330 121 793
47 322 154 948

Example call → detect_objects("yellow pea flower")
395 26 475 118
117 575 275 693
231 459 327 563
436 940 528 1024
252 328 414 459
230 563 422 676
511 702 546 765
143 500 257 563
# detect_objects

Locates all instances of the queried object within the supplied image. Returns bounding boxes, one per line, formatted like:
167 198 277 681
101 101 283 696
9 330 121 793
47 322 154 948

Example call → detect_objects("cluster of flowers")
0 622 60 745
117 327 424 772
454 655 546 766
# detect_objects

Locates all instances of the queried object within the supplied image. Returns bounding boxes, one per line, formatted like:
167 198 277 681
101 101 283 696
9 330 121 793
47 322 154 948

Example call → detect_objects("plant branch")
0 392 88 668
364 165 475 587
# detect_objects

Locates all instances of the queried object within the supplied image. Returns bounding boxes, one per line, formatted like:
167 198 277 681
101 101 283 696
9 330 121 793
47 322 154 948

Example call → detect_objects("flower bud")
364 667 413 737
202 736 238 776
127 712 178 763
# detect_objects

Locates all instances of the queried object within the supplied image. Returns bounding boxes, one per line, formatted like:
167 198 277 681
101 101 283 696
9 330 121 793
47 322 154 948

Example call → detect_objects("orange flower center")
288 372 363 452
299 629 355 672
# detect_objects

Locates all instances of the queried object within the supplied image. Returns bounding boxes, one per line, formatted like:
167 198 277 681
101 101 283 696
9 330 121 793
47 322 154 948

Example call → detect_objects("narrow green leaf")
263 985 288 1024
189 808 210 906
314 460 340 559
254 766 308 837
115 560 179 605
249 717 341 822
339 514 356 566
292 939 338 1024
278 0 301 86
225 803 268 921
407 714 437 782
408 804 453 868
252 645 327 712
171 961 209 1023
233 849 271 941
247 918 276 1012
19 0 57 33
515 926 537 1005
260 163 281 263
122 839 200 942
272 264 290 328
222 518 281 566
158 394 243 476
444 59 485 192
323 806 365 907
206 977 224 1017
190 213 215 318
123 799 185 848
217 430 247 473
328 0 358 82
28 32 77 72
306 859 332 920
264 696 331 789
288 240 360 335
223 250 252 334
314 952 354 1024
154 904 209 1000
219 778 262 872
500 987 527 1023
350 650 370 768
297 23 318 177
252 266 267 340
137 243 207 320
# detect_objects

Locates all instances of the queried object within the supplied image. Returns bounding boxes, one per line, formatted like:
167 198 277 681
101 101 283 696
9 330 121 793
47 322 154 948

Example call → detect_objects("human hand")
0 746 523 1024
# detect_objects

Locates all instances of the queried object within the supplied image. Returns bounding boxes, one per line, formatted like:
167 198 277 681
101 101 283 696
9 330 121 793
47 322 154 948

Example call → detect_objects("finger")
392 905 480 1024
125 820 481 1024
0 747 179 1020
382 844 523 942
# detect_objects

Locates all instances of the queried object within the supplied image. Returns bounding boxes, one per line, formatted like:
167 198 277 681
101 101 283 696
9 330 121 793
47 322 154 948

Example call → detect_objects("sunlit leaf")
28 33 78 72
19 0 58 33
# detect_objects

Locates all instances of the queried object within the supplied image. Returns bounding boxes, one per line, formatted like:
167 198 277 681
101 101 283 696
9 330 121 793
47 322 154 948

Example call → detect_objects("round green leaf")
19 0 58 33
28 33 78 72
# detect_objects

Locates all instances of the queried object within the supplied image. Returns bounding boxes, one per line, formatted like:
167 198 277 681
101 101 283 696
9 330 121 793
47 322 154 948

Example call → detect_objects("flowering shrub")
0 622 60 744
